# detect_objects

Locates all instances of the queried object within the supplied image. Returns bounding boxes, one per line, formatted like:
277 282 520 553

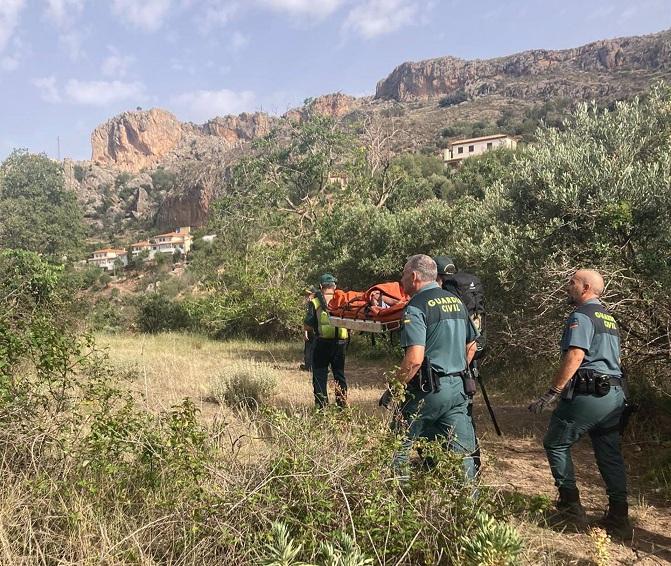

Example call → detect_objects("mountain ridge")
72 27 671 233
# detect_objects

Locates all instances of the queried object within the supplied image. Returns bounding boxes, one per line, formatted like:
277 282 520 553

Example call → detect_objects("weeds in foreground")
460 511 523 566
588 527 611 566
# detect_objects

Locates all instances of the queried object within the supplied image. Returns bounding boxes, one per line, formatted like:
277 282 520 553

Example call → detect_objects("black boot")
601 500 633 540
547 487 587 529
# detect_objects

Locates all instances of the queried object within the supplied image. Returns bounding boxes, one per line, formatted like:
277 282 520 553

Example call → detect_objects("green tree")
490 84 671 365
0 150 86 260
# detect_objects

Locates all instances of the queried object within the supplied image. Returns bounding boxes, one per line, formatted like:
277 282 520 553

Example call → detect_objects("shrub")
439 89 468 108
210 359 279 409
459 512 523 566
73 163 86 182
136 293 192 333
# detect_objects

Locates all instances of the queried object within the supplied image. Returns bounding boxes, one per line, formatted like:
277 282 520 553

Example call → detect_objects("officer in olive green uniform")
388 255 479 480
529 269 632 539
304 274 349 408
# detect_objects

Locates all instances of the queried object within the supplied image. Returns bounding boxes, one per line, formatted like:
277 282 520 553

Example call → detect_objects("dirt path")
473 394 671 565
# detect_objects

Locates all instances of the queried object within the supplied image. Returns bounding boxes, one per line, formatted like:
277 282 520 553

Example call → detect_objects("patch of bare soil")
474 393 671 565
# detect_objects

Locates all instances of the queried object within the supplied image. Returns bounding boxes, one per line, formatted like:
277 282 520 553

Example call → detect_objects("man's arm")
466 341 477 364
395 345 425 384
552 347 585 390
303 301 317 334
528 346 585 414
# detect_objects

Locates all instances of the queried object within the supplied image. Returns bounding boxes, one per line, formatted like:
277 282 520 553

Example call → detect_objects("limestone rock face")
309 93 358 118
200 112 272 145
91 109 183 172
375 29 671 101
284 93 360 123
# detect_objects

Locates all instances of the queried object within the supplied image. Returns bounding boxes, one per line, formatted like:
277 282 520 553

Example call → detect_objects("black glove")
528 387 562 414
378 389 393 409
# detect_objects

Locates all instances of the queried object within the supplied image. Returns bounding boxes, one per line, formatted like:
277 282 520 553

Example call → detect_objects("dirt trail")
474 394 671 565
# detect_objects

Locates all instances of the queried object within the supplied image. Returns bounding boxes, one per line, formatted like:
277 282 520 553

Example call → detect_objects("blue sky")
1 0 670 161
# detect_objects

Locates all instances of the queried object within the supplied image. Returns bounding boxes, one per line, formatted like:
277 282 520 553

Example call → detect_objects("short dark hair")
405 254 437 282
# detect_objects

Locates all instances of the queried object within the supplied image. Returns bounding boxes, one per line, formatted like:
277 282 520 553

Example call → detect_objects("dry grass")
96 332 386 419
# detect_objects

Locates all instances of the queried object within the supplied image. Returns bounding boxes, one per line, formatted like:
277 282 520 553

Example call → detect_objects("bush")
210 359 279 409
439 89 468 108
460 512 523 566
88 298 128 333
136 293 192 333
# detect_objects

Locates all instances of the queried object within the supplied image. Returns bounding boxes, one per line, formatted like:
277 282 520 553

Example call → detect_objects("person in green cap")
304 273 349 408
528 269 632 539
384 254 479 480
300 286 318 372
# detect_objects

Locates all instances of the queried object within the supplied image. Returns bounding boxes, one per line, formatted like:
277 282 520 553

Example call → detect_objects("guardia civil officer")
434 255 483 474
528 269 632 539
386 254 479 480
304 274 348 408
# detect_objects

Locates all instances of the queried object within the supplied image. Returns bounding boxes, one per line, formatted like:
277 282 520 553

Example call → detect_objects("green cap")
319 273 337 285
433 256 457 276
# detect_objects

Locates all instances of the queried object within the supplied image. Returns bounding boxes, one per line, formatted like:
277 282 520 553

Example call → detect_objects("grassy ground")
96 332 671 565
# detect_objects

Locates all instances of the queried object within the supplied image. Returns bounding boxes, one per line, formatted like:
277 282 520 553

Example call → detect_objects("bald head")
567 269 605 305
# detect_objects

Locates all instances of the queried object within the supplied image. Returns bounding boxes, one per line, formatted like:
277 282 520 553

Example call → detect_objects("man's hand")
378 389 393 409
528 387 562 414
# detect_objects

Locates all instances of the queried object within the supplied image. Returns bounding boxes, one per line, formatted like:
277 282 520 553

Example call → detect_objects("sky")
0 0 670 161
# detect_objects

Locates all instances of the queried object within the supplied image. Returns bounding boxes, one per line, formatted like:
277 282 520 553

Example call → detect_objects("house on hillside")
88 248 128 271
130 240 152 257
443 134 517 166
150 227 193 256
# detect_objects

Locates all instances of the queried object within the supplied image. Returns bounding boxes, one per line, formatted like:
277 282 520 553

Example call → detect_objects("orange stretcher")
327 282 409 333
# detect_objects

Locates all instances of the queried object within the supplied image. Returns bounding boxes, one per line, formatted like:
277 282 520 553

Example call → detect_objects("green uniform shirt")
560 298 622 376
400 282 479 376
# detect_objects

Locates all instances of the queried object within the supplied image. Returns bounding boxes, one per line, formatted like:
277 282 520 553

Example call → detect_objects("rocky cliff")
375 29 671 101
91 109 275 174
79 27 671 232
284 93 362 123
91 109 183 172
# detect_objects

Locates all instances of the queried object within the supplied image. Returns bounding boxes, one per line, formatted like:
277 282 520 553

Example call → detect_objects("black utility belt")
408 369 465 394
572 370 621 397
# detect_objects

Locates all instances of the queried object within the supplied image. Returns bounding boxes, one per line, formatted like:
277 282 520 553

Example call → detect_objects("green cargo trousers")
543 386 627 503
393 376 476 480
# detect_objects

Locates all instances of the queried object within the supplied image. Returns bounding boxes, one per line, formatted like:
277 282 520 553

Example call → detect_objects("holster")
462 367 476 397
410 358 441 394
572 369 611 397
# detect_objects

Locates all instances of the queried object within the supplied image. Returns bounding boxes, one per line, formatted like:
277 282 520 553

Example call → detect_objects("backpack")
442 272 486 356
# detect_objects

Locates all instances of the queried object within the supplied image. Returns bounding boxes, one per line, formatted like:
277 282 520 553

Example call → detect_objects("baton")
471 362 502 436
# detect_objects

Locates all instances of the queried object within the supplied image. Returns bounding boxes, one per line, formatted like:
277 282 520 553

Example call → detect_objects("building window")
487 142 493 149
458 146 464 154
468 145 474 152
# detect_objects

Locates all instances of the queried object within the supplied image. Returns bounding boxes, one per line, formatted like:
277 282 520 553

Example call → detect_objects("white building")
88 248 128 271
150 227 193 256
443 134 517 166
129 227 193 260
130 241 152 257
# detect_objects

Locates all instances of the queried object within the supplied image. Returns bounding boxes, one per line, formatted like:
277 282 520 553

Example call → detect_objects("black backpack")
442 272 486 355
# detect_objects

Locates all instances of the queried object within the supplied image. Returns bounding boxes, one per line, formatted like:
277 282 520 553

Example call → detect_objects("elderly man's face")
566 275 586 305
401 265 415 295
